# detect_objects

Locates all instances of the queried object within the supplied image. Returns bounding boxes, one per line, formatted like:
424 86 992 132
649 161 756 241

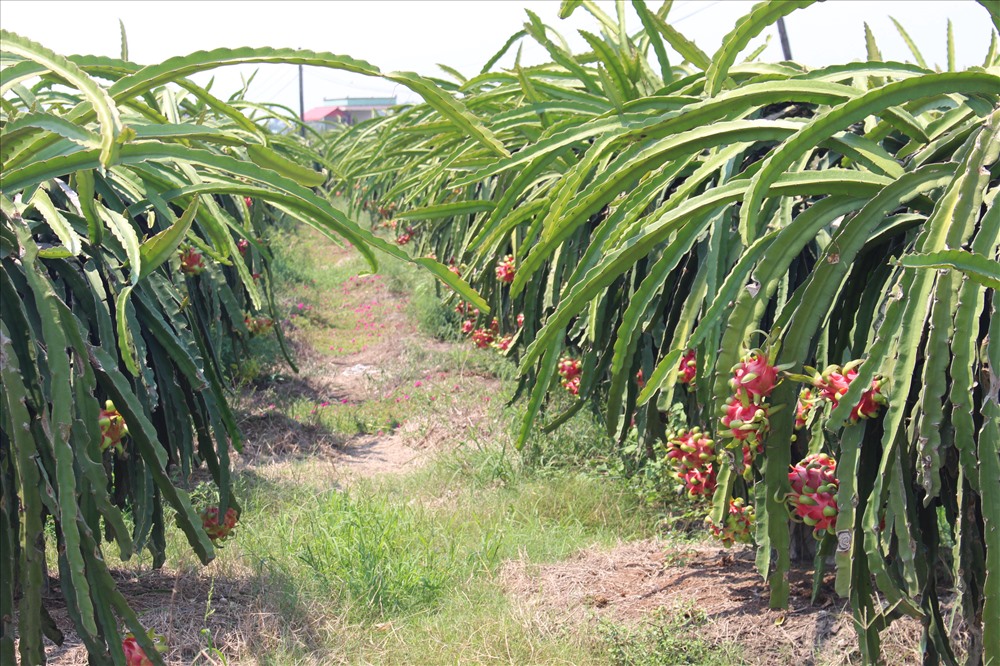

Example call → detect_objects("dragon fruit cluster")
471 327 495 349
244 315 274 337
495 254 516 283
557 356 582 395
201 505 239 544
494 335 514 352
664 428 716 497
786 453 839 538
797 360 887 426
719 348 779 452
98 400 129 455
677 348 697 384
455 301 479 318
707 497 755 547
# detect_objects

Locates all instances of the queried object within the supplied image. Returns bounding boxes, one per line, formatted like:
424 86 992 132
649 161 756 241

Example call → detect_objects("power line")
671 1 722 25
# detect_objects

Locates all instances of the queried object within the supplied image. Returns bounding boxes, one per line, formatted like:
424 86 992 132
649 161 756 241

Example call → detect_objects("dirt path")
236 251 503 487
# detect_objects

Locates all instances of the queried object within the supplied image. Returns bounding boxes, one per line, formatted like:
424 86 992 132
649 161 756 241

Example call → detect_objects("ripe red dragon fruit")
494 335 513 352
489 318 500 333
719 396 769 444
803 361 887 424
244 196 253 208
557 356 581 382
557 356 582 395
454 301 480 318
730 348 779 400
812 364 856 404
179 246 206 275
237 239 250 256
244 315 274 337
461 319 475 335
636 369 645 389
99 400 129 455
665 428 716 497
786 454 839 538
794 388 818 429
471 328 494 348
122 636 153 666
122 630 166 666
849 377 887 423
495 254 516 283
396 232 411 245
516 313 524 328
201 505 239 543
707 498 755 548
677 349 697 384
739 441 763 480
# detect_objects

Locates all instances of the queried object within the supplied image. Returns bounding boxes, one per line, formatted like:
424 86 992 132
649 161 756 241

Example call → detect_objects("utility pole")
777 17 793 61
298 64 306 138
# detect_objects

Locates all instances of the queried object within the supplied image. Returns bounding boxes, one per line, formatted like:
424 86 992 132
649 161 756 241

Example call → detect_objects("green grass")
221 436 661 663
599 607 745 666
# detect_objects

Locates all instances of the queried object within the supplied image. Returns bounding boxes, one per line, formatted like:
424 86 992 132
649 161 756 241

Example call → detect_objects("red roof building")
304 97 396 128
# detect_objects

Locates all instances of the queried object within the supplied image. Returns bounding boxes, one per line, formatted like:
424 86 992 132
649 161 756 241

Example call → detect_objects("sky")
1 1 995 116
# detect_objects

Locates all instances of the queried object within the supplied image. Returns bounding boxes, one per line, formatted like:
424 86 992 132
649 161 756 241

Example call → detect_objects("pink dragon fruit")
677 348 697 384
179 246 206 275
849 377 887 423
494 335 513 352
786 454 839 538
201 505 239 544
708 498 755 547
719 396 769 444
122 630 166 666
730 348 779 400
557 356 582 395
98 400 128 455
471 328 495 349
495 254 516 283
804 361 887 424
794 388 818 429
665 428 716 497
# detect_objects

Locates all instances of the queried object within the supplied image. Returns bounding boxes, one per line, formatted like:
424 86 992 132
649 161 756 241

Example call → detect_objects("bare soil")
501 539 923 665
